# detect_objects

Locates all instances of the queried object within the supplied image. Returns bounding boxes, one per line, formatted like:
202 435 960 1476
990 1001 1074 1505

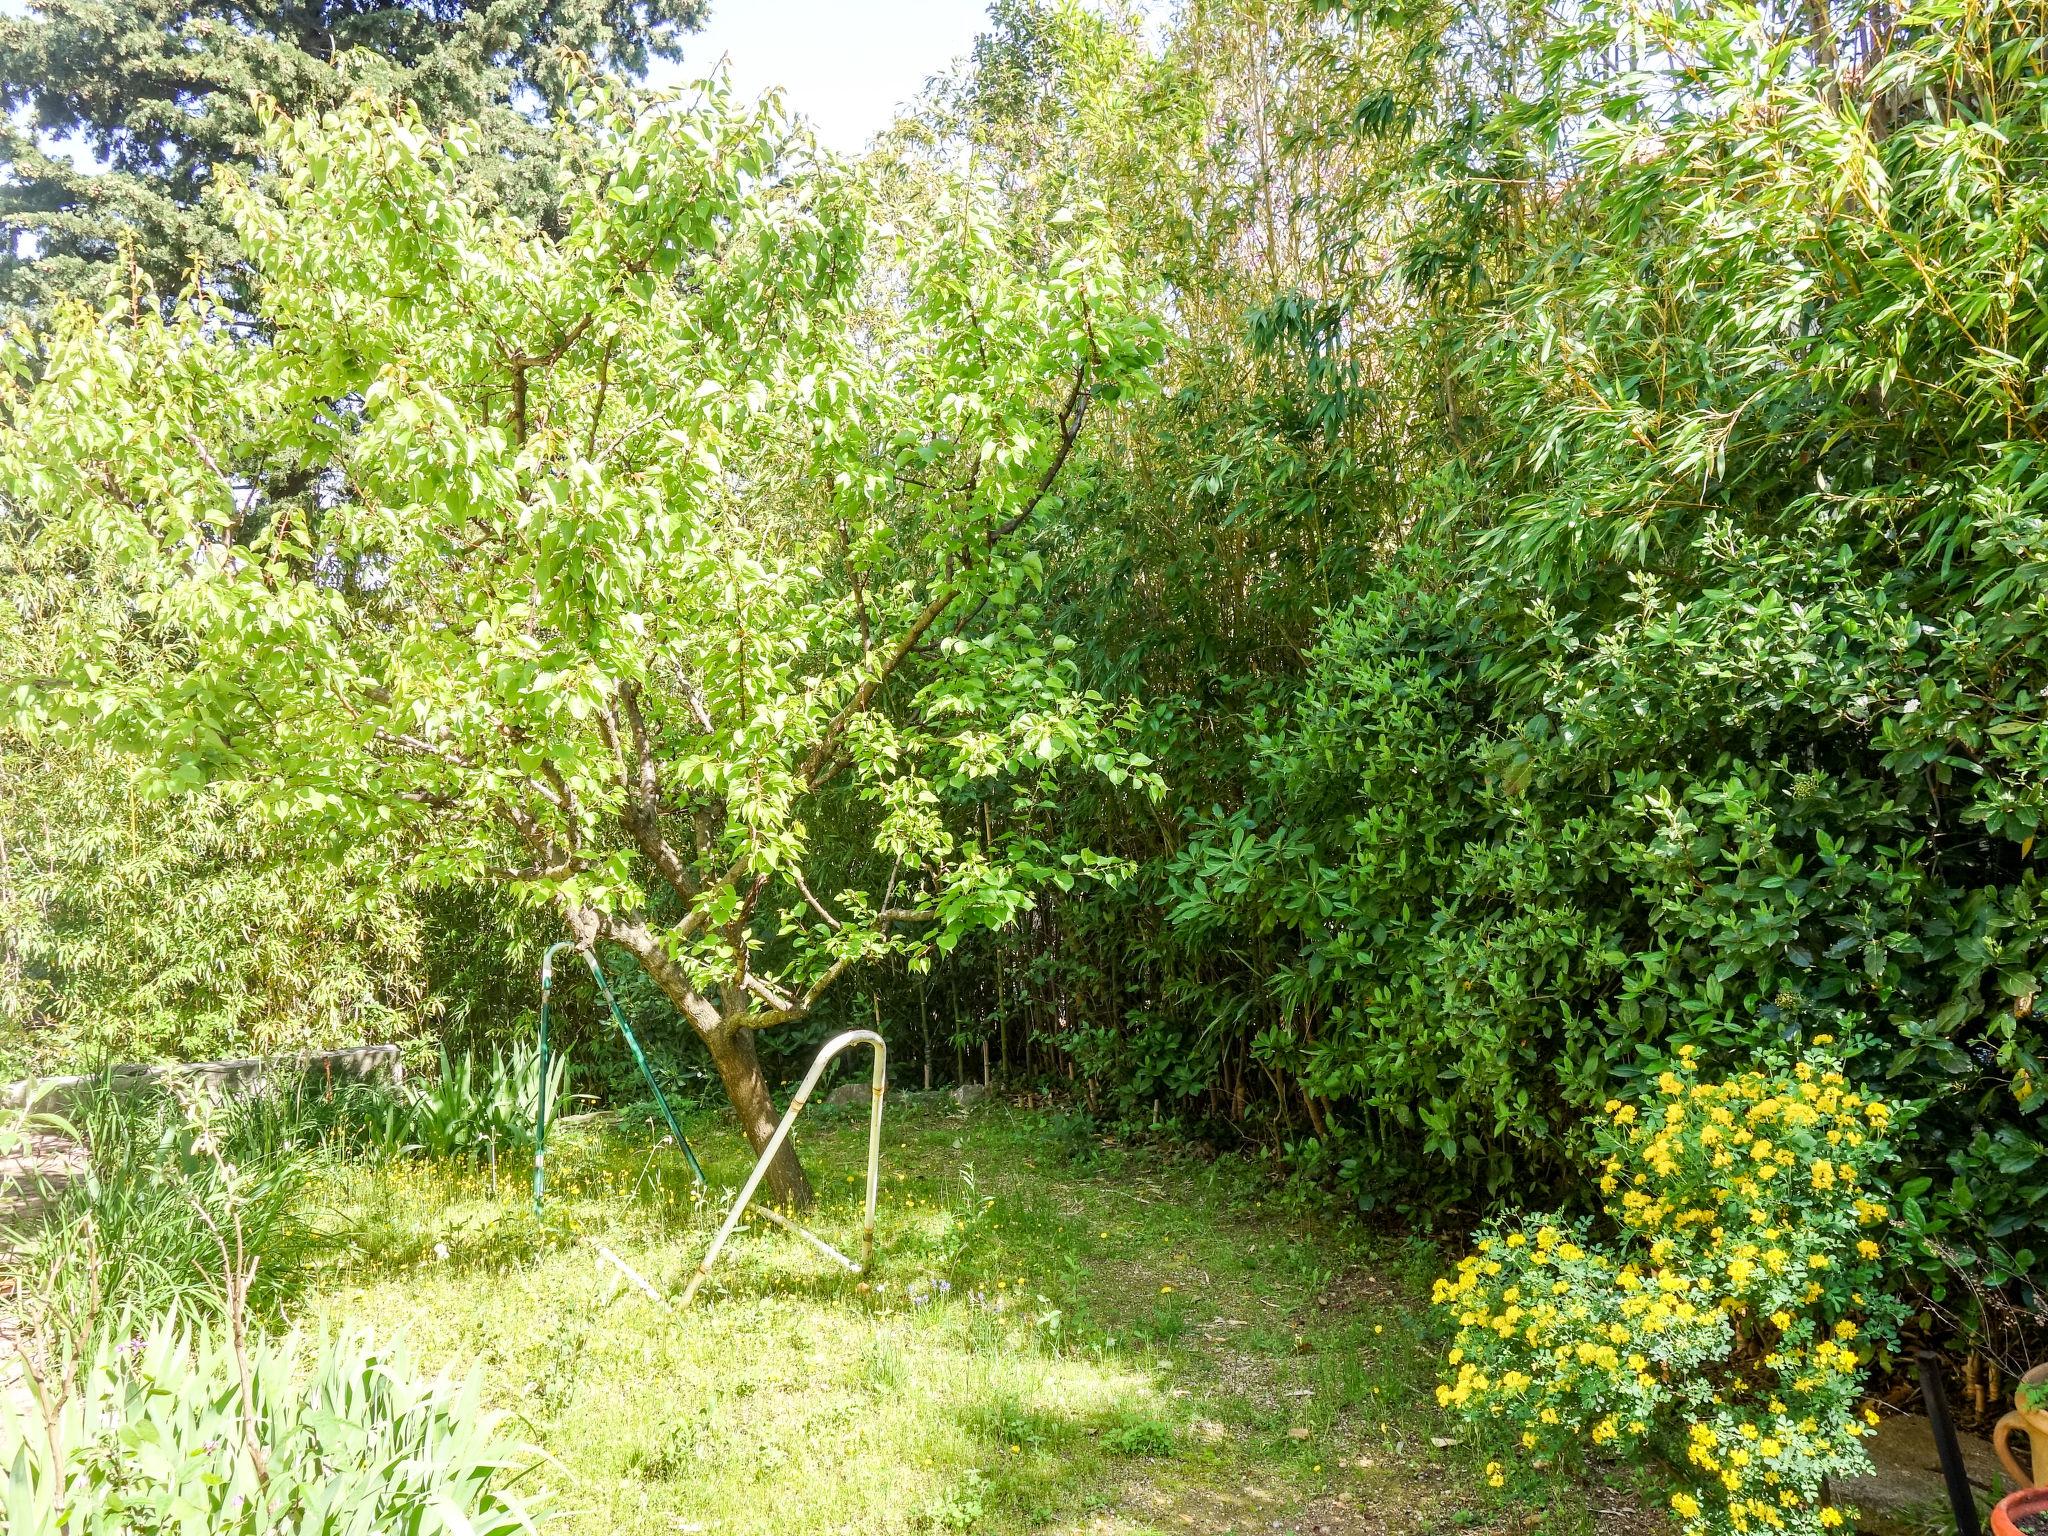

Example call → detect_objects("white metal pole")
863 1036 886 1269
680 1029 887 1307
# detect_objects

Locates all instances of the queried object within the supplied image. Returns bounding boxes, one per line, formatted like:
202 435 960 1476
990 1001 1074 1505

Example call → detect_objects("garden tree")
0 0 708 307
0 82 1161 1208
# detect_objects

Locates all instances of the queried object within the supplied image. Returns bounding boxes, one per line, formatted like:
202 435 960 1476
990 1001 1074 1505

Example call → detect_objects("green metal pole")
532 940 707 1218
581 949 708 1185
533 942 568 1215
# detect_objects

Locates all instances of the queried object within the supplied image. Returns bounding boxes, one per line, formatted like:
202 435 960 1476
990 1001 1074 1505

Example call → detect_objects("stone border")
0 1045 402 1117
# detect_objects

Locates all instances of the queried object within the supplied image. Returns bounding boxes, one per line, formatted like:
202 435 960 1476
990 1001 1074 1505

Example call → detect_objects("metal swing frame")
532 942 888 1304
680 1029 886 1308
532 940 706 1214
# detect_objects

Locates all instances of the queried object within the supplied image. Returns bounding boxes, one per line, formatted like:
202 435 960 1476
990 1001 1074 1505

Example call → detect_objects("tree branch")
745 973 797 1013
487 852 592 883
508 311 598 447
569 906 727 1039
739 907 936 1028
791 867 843 930
800 585 958 789
838 519 871 656
372 728 474 768
742 955 854 1028
992 360 1090 542
601 681 700 901
795 356 1096 791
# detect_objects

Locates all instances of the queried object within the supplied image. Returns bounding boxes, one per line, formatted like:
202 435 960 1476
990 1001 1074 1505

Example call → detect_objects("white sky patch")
653 0 997 153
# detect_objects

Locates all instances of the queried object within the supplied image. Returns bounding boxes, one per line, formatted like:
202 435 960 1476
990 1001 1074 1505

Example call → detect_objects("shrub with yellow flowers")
1432 1044 1904 1536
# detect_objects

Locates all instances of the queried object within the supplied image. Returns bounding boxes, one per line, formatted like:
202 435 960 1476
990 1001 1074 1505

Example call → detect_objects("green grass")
293 1098 1647 1535
11 1084 322 1346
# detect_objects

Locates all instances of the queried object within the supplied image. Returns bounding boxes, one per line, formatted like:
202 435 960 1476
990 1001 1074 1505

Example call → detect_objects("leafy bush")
0 749 430 1083
1433 1047 1903 1536
1416 0 2048 1304
1161 563 1620 1207
1053 0 2048 1340
1 1316 545 1534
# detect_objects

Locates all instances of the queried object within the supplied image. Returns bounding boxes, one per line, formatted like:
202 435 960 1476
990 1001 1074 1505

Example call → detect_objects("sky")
653 1 999 153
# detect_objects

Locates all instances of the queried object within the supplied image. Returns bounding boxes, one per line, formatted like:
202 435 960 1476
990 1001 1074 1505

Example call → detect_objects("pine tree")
0 0 709 308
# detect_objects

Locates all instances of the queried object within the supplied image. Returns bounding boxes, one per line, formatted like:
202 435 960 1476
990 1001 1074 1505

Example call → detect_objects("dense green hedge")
871 0 2048 1345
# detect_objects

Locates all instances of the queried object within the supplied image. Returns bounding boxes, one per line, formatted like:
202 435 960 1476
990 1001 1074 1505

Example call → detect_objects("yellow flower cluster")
1432 1046 1903 1536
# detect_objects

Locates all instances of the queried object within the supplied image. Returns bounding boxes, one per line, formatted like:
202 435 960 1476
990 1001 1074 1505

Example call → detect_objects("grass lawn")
299 1097 1648 1535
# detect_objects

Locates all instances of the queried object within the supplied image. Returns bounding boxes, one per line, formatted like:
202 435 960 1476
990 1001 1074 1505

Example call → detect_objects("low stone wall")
0 1045 403 1116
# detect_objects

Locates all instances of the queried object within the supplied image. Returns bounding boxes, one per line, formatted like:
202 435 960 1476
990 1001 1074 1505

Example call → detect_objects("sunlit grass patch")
290 1099 1634 1534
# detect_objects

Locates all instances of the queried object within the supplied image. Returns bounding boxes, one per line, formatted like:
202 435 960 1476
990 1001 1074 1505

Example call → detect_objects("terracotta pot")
1992 1485 2048 1536
1997 1364 2048 1490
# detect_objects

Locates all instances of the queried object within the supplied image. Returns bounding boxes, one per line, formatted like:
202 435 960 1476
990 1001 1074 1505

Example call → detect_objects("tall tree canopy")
0 0 708 306
1 82 1161 1205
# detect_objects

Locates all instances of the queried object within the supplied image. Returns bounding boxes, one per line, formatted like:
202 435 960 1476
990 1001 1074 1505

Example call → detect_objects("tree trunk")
567 907 817 1212
703 1024 815 1212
